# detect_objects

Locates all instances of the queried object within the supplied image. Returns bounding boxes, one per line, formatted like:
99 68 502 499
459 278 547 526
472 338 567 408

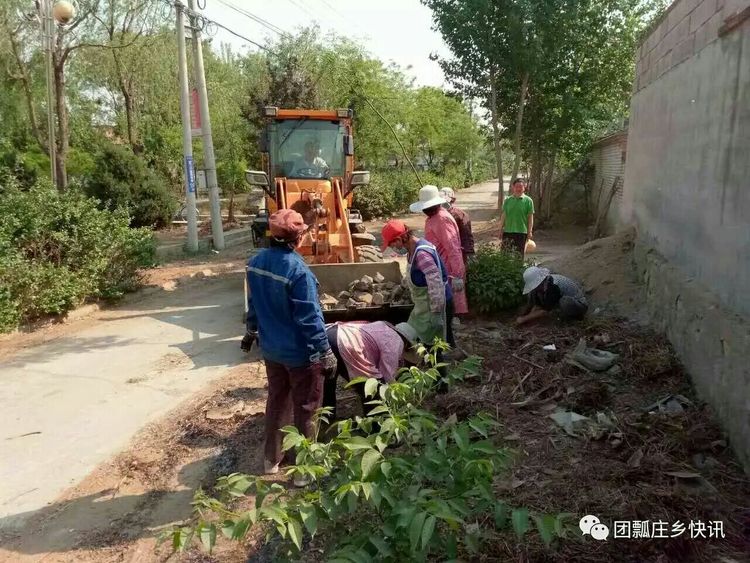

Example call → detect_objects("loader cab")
247 107 371 263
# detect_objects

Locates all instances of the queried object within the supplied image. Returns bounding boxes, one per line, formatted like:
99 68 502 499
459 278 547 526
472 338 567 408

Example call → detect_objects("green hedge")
0 177 156 332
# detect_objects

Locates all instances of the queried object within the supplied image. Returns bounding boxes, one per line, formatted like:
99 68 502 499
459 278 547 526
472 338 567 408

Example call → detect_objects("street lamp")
37 0 75 186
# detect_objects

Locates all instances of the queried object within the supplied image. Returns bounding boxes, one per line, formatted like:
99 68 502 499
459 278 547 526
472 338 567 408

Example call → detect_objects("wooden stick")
512 354 545 370
511 368 533 397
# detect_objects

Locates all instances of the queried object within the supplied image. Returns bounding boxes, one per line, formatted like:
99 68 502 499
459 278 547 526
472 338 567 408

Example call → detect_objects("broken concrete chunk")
354 292 373 305
374 272 385 283
320 293 338 306
337 290 351 301
372 292 385 306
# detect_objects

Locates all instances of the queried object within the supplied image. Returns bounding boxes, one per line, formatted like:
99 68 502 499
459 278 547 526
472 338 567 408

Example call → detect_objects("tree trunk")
529 146 542 203
228 191 235 223
543 152 556 221
510 72 529 183
7 26 46 153
489 67 504 209
53 56 68 192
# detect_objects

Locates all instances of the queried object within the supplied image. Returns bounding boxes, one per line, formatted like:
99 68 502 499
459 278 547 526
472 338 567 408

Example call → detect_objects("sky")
200 0 452 88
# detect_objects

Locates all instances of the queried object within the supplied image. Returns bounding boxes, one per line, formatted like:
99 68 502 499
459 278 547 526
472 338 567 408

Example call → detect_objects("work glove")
320 349 338 380
451 277 465 292
240 331 257 352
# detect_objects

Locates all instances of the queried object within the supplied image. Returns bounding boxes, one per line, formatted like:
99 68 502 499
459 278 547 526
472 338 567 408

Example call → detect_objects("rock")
320 293 338 306
361 275 374 285
390 286 402 301
337 291 351 300
354 292 373 305
400 276 409 288
161 280 178 291
355 301 367 309
372 292 385 306
374 272 385 283
354 280 370 292
346 298 359 309
385 282 396 290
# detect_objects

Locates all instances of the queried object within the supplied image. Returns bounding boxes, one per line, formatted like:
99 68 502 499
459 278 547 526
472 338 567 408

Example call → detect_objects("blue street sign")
185 156 196 194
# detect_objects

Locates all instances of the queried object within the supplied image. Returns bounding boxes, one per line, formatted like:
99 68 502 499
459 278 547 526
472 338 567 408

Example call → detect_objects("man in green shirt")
499 178 534 258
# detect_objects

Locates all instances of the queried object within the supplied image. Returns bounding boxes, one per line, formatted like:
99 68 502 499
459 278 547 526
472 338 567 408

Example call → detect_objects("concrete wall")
590 132 627 234
622 0 750 471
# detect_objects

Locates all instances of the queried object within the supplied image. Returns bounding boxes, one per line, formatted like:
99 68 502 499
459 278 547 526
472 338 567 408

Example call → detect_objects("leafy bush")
466 244 526 313
168 347 573 559
0 177 156 332
83 143 176 228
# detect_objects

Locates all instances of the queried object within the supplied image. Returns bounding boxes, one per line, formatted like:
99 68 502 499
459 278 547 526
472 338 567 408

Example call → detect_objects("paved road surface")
0 277 246 531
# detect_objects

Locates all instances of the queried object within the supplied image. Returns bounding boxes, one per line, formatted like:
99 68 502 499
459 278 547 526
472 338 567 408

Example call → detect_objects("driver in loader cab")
241 209 337 486
293 139 328 177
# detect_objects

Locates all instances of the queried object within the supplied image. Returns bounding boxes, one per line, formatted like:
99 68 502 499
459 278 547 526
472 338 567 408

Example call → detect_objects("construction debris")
565 337 619 372
319 273 414 310
644 393 692 414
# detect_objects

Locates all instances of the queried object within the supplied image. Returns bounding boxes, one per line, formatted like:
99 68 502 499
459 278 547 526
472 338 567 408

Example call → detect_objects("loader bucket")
308 261 413 323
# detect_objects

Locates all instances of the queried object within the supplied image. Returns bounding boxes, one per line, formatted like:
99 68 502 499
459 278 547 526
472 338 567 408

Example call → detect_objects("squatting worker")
380 219 455 349
321 321 419 420
410 185 468 316
440 187 475 265
516 266 588 325
241 209 337 485
499 178 534 259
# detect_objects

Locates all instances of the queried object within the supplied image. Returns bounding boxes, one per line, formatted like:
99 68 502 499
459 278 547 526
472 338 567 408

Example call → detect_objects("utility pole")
188 0 224 250
176 2 199 252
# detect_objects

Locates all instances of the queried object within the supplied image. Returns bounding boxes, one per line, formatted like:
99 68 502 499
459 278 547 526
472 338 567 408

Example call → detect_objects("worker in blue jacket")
241 209 337 483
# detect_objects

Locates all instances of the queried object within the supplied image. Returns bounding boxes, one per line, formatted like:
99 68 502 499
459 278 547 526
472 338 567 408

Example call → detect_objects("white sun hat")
409 185 446 213
394 322 419 345
439 187 455 201
522 266 550 295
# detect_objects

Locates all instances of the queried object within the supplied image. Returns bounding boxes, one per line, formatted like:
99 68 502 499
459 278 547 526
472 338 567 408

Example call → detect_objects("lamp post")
37 0 75 187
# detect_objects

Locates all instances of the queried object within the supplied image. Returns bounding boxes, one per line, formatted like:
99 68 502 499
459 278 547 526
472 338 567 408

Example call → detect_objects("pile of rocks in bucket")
319 273 413 310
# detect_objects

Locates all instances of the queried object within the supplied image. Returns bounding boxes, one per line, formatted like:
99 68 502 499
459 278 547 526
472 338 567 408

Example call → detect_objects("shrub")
167 349 572 559
83 143 176 228
0 177 156 332
466 244 526 313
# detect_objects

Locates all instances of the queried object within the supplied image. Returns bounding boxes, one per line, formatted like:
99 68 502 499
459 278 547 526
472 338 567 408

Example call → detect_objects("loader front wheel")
355 244 383 263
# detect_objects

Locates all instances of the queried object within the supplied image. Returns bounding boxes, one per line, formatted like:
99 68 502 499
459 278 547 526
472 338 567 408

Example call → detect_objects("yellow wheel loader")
244 106 411 323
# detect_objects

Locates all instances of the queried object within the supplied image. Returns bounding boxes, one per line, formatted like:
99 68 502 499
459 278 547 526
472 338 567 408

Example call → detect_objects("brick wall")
635 0 750 92
623 0 750 471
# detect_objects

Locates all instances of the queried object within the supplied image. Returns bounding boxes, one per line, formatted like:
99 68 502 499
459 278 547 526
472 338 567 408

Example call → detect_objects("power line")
282 0 319 22
166 0 271 52
213 0 288 37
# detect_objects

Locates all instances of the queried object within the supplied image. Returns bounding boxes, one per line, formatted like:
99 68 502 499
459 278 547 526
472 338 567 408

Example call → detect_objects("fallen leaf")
627 448 644 468
504 433 521 441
